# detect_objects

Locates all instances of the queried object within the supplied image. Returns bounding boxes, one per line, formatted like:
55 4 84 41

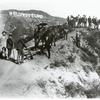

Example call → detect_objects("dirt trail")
0 56 50 97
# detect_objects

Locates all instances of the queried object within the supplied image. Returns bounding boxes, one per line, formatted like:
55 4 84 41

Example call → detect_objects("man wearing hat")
6 34 13 59
0 31 7 52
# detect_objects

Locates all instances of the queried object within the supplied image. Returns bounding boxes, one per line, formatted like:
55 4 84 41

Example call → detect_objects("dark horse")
34 23 69 51
33 25 58 58
34 25 57 48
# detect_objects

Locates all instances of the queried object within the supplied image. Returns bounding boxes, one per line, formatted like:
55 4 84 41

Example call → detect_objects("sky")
0 0 100 18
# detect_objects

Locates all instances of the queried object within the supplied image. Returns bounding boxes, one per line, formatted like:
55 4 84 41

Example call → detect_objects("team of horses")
33 23 68 51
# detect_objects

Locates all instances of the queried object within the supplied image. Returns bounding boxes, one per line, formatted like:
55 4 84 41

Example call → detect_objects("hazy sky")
0 0 100 18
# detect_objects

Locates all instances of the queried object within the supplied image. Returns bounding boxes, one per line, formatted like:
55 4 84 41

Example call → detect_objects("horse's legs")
34 39 37 50
54 40 56 46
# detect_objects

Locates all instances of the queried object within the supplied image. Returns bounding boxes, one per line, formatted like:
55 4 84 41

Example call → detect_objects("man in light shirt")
0 31 7 52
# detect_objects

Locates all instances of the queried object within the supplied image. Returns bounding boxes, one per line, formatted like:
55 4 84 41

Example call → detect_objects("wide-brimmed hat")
2 31 7 36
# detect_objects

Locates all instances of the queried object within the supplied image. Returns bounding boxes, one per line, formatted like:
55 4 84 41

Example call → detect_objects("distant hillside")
1 9 66 42
2 9 66 27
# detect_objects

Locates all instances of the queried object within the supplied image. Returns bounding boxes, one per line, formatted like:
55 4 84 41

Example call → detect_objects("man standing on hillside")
88 16 92 28
76 31 81 48
6 34 14 60
0 31 7 52
45 36 52 58
16 36 27 64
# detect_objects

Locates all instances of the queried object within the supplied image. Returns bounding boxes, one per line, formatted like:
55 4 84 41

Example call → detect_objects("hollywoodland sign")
9 11 43 18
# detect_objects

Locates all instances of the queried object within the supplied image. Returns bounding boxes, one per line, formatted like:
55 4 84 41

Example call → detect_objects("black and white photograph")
0 0 100 98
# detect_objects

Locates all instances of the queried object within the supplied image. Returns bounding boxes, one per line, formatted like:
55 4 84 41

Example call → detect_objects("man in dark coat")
45 36 52 58
76 31 81 48
88 16 92 28
16 36 27 64
6 34 13 59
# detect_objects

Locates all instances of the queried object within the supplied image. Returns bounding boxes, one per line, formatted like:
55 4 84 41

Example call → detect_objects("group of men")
0 28 52 64
0 32 27 64
67 15 100 29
